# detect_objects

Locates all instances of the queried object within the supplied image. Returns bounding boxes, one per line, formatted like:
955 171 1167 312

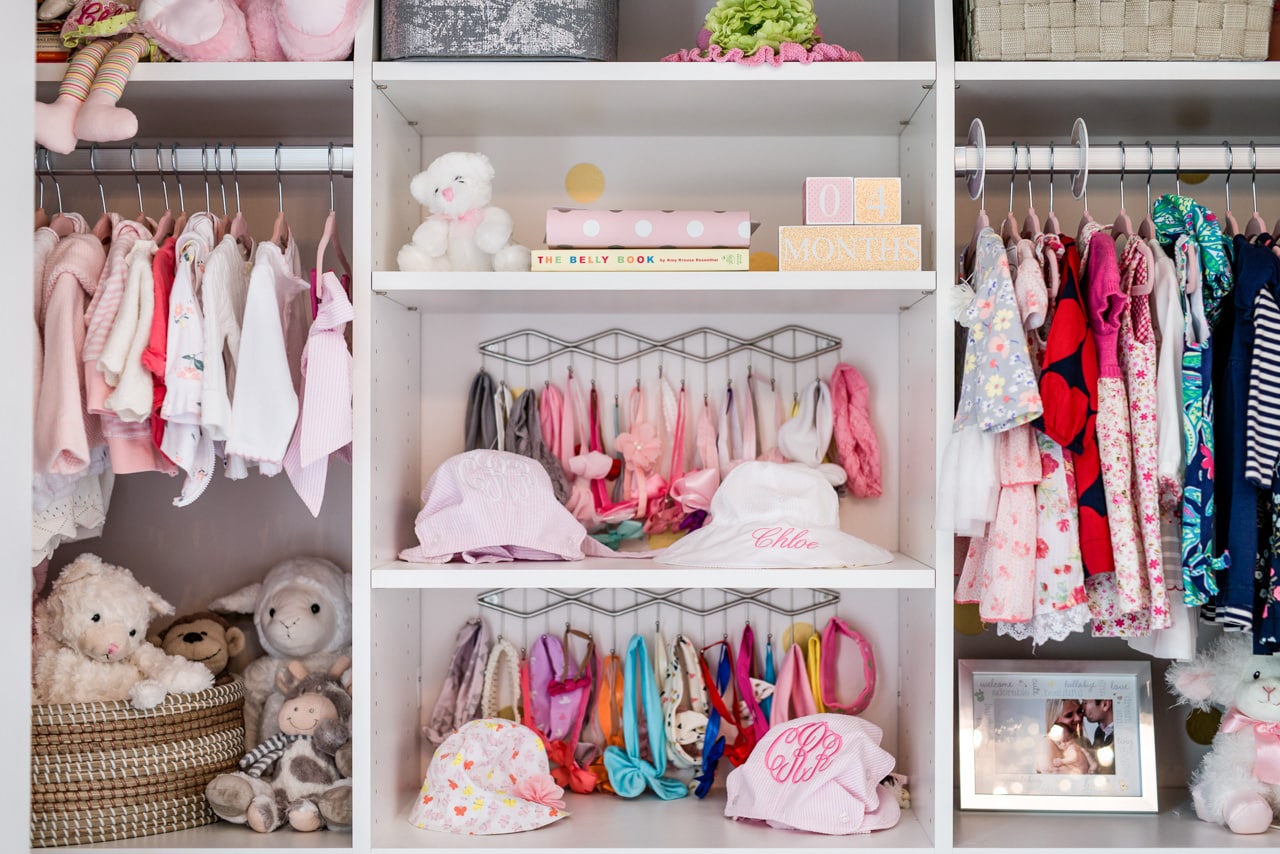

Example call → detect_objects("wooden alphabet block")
778 225 922 271
803 177 854 225
854 177 902 224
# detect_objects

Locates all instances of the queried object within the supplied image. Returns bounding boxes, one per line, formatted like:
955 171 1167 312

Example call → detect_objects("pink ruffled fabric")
663 41 862 64
830 363 882 499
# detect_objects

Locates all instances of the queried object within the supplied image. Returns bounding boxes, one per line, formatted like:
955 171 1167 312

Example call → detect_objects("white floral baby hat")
410 718 569 835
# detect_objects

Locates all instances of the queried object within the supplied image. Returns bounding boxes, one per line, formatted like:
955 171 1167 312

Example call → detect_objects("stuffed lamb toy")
33 553 213 710
210 556 352 748
1167 635 1280 835
396 151 531 273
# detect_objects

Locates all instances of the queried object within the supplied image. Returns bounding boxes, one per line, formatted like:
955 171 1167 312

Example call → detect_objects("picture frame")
958 659 1158 813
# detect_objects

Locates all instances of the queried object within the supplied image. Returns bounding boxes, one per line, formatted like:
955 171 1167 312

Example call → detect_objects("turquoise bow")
1152 194 1234 325
589 520 645 550
603 634 689 800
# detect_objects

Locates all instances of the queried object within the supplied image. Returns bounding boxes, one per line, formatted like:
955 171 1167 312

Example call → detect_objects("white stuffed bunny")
1167 635 1280 835
397 151 531 273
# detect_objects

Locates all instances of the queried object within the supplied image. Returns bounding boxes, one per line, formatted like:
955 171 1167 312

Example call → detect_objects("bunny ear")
474 152 495 181
54 553 106 588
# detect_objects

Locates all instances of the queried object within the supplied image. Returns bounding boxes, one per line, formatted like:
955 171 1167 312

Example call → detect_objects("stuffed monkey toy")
151 610 247 682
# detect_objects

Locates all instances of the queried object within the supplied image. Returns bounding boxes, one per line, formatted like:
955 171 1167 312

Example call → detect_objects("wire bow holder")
477 587 841 620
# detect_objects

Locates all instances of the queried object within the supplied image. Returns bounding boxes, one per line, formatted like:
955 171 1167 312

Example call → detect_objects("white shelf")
60 823 351 850
373 271 936 314
37 62 354 140
372 553 935 590
373 62 936 137
954 789 1276 850
955 61 1280 138
377 792 932 850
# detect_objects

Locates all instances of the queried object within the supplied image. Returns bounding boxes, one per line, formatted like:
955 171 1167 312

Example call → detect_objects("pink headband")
819 617 876 715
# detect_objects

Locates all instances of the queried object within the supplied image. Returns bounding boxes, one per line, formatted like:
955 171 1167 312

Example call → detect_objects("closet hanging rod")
34 144 353 177
954 143 1280 175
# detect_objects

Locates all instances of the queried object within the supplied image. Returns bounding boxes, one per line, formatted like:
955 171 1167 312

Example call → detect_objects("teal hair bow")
589 520 645 550
603 634 690 800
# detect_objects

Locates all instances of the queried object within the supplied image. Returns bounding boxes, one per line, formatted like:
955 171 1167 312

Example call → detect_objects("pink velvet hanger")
313 146 353 318
270 143 290 250
1045 142 1062 236
1137 142 1157 241
1000 143 1020 247
1111 142 1134 243
1020 144 1041 239
1220 141 1240 238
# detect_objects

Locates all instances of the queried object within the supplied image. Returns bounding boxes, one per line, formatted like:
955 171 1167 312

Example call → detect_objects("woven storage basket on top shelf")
964 0 1273 59
381 0 620 60
30 679 245 848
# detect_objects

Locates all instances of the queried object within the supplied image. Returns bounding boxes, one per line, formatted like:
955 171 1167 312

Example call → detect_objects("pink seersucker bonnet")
724 713 901 835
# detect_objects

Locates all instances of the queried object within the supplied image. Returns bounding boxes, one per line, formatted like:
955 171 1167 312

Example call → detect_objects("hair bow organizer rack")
477 324 843 409
473 587 843 656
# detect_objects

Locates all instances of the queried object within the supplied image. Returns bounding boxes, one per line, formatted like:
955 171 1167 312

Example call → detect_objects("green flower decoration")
704 0 819 55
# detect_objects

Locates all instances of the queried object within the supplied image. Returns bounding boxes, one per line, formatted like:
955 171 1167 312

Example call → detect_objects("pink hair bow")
513 773 567 810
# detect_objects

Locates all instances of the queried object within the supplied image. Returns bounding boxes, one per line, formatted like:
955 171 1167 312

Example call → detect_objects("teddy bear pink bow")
1220 709 1280 785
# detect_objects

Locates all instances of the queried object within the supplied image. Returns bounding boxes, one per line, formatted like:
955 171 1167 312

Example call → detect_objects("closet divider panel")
370 296 424 567
897 588 938 844
901 88 941 273
370 590 423 844
370 92 422 275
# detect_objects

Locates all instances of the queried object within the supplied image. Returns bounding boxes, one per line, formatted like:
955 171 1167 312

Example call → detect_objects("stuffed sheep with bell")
396 151 531 273
1167 635 1280 835
33 553 213 709
209 557 352 749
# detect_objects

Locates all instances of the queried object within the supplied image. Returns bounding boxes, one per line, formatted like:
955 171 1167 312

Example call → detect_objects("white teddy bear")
1167 635 1280 835
396 151 531 273
33 553 214 710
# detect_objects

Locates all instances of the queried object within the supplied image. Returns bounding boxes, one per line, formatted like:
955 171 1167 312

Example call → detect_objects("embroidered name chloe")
751 527 820 549
765 720 843 784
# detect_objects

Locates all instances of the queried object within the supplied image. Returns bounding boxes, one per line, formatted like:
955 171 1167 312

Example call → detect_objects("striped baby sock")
73 34 149 144
34 40 112 155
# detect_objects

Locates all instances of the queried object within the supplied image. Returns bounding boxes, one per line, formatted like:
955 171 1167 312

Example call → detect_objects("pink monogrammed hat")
657 462 892 568
724 713 900 835
410 719 569 836
399 450 621 564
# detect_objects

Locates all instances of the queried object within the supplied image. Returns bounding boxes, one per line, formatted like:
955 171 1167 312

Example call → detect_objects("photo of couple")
1035 698 1116 775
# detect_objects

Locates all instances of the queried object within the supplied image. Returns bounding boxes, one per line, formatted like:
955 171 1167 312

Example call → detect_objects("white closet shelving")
9 0 1273 851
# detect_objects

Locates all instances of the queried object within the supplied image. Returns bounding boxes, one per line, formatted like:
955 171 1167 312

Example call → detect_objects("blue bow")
694 643 732 799
760 641 776 720
589 520 645 550
603 634 689 800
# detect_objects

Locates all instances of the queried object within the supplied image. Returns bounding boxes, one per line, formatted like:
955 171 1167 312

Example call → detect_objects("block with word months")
778 225 922 271
854 177 901 224
803 177 854 225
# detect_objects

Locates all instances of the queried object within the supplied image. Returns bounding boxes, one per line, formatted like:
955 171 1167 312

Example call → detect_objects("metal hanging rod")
476 588 841 620
479 325 842 368
34 143 353 177
955 142 1280 174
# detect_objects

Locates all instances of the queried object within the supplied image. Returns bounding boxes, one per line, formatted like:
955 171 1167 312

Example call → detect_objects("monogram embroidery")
458 452 536 502
764 720 842 784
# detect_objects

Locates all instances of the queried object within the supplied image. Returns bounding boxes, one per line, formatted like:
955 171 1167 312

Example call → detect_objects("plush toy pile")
396 151 532 273
1167 635 1280 835
32 553 214 709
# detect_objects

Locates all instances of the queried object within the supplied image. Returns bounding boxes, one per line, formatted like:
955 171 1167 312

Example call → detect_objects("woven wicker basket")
30 680 245 848
963 0 1273 59
381 0 620 61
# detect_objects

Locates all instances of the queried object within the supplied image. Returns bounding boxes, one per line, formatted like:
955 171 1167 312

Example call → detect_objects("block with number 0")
803 177 854 225
854 177 901 224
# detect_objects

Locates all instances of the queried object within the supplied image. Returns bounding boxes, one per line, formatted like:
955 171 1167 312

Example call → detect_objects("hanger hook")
171 142 186 213
1025 143 1033 210
1175 140 1181 196
1145 140 1153 213
200 143 212 212
327 142 337 213
129 143 145 217
230 145 241 215
1251 140 1259 214
275 142 284 213
1047 140 1055 212
214 143 228 217
154 143 170 212
35 148 44 211
89 144 107 216
1008 141 1017 214
44 148 64 215
1223 140 1233 212
1117 141 1125 211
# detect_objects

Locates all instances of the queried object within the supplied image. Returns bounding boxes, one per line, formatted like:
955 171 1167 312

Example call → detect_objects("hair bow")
602 635 689 800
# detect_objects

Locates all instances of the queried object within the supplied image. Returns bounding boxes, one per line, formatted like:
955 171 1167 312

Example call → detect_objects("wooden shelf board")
374 62 935 137
373 270 936 314
375 792 932 849
372 553 935 590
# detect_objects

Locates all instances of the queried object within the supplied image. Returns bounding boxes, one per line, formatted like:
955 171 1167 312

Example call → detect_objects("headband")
807 633 827 713
425 617 491 743
480 637 520 721
697 640 755 767
693 641 731 799
602 635 688 800
539 381 566 470
492 382 513 452
735 624 770 744
589 653 625 795
505 387 570 504
777 378 847 486
464 369 497 452
769 642 817 726
830 363 883 498
819 616 876 714
645 384 687 534
664 634 709 769
529 629 598 795
759 640 776 720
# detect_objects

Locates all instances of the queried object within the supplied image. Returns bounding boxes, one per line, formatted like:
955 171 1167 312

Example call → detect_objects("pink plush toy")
136 0 368 63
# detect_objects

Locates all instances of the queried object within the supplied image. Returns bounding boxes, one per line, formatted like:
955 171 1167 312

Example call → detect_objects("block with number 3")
854 177 901 224
803 177 854 225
